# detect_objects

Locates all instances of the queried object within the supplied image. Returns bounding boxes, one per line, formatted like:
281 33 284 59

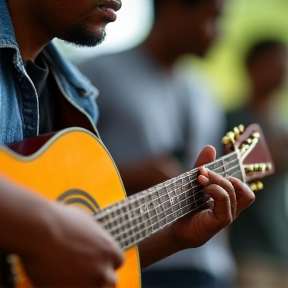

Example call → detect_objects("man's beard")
59 25 106 48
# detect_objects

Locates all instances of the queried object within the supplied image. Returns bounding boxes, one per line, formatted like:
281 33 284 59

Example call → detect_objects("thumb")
194 145 216 168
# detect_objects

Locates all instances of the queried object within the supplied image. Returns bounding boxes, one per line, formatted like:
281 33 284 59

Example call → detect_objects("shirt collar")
0 0 98 99
0 0 18 47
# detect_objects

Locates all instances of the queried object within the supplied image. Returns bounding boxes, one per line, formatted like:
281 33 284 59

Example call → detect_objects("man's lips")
97 0 122 21
98 0 122 12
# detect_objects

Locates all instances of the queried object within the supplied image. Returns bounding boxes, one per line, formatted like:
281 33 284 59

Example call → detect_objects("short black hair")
245 39 287 64
153 0 202 16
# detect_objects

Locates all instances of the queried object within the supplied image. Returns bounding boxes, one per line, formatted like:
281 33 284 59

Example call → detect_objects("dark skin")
0 176 124 287
7 0 120 62
139 146 254 268
1 0 255 286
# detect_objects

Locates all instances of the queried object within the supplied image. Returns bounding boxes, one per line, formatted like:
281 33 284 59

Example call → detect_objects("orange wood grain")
0 128 141 288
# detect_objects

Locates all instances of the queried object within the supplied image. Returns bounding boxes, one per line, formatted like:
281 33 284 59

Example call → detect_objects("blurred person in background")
227 39 288 288
79 0 237 287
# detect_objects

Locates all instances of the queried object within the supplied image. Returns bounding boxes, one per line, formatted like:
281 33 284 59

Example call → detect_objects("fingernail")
202 166 209 172
199 175 209 185
200 166 209 177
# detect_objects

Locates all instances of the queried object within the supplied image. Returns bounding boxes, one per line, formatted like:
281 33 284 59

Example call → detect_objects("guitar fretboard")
94 151 243 250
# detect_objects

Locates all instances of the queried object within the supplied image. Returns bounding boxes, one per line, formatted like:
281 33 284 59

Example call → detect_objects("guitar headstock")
223 124 275 191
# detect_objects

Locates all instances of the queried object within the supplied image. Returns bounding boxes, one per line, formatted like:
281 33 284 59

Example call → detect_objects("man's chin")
60 29 106 48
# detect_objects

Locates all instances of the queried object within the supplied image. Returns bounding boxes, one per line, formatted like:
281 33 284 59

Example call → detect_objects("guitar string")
98 165 242 241
119 201 207 250
96 158 240 231
107 166 241 241
95 157 241 230
104 186 203 232
117 167 243 250
95 155 240 222
94 152 240 222
111 189 205 242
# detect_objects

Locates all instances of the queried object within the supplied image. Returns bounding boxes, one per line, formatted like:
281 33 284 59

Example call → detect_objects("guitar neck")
94 151 243 250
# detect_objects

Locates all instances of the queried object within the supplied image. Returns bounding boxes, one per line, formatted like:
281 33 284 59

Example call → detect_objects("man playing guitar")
0 0 255 287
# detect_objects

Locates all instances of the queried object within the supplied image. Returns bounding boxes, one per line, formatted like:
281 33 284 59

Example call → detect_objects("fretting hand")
139 145 255 268
170 145 255 249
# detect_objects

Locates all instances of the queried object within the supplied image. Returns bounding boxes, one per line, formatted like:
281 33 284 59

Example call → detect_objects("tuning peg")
233 125 245 139
244 163 272 174
244 138 252 145
252 132 260 139
239 134 259 155
222 125 245 145
249 181 264 192
222 131 236 144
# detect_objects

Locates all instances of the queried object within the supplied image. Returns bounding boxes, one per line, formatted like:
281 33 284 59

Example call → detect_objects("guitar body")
0 128 141 288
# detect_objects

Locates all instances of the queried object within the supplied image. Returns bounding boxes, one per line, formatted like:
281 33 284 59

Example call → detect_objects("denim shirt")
0 0 99 145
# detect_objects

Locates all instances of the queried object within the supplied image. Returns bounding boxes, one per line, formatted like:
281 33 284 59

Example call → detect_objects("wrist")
168 222 186 251
139 224 184 269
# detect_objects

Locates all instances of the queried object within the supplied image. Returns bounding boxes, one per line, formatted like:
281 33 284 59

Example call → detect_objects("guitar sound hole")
57 189 100 214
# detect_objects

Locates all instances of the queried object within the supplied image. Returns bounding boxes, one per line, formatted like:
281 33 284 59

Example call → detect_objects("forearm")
0 174 52 254
138 225 181 269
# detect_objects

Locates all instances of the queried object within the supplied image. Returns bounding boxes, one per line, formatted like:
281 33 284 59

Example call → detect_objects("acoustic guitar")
0 124 274 288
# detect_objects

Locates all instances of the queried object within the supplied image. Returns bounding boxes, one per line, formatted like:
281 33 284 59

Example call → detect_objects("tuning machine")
249 181 264 192
244 163 272 174
222 125 245 145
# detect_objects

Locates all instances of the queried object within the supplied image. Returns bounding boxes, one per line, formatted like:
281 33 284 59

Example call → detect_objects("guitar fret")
157 188 169 227
118 192 208 250
124 174 202 248
188 172 196 211
95 151 244 250
115 167 246 250
206 158 224 171
154 193 165 230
